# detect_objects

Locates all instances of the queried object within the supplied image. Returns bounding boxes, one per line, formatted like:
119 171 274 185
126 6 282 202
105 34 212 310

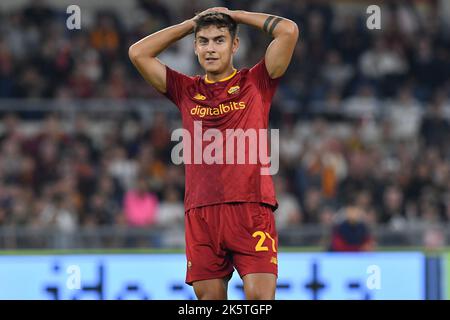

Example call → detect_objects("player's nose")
205 42 216 53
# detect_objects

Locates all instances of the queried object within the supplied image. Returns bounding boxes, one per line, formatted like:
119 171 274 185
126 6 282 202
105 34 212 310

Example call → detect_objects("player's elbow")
128 45 140 62
128 44 152 62
285 21 299 40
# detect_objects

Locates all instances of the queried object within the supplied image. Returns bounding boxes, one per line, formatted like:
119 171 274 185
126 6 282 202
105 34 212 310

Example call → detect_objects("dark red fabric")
184 202 278 285
164 59 281 211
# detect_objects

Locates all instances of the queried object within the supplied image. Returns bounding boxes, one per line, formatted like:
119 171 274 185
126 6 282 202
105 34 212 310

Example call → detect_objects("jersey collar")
204 68 237 84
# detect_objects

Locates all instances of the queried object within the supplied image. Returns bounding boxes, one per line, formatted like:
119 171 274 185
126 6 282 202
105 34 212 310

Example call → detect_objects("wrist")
231 10 245 23
183 19 196 34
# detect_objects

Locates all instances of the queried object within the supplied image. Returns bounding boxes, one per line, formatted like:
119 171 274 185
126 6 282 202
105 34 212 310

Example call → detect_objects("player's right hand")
192 7 234 22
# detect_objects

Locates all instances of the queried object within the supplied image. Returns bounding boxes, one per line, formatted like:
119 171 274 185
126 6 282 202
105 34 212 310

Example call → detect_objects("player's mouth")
205 57 219 64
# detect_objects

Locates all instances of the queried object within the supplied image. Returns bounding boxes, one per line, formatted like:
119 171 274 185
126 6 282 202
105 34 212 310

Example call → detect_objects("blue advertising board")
0 252 425 300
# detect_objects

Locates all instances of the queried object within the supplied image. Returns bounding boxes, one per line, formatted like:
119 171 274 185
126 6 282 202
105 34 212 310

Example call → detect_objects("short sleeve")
164 65 194 107
248 59 281 103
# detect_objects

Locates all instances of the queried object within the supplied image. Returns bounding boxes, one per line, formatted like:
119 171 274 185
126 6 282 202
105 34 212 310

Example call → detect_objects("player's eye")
216 38 225 44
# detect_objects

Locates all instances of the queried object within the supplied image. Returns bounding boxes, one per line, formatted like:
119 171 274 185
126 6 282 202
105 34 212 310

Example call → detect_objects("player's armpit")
264 18 299 79
128 52 167 94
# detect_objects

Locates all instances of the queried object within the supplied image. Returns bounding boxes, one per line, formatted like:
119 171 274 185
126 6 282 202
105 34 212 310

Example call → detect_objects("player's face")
195 26 239 74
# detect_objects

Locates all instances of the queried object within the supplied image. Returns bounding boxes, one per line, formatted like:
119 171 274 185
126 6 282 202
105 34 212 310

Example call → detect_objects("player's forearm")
232 10 298 38
129 20 195 59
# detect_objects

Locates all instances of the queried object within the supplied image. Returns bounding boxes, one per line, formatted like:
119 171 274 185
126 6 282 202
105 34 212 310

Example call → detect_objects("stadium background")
0 0 449 299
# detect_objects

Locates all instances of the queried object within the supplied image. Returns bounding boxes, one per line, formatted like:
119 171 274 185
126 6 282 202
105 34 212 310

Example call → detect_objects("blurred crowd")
0 0 450 248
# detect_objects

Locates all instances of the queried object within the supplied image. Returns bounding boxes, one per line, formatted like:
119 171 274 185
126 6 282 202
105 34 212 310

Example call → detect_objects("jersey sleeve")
248 58 281 103
163 65 193 108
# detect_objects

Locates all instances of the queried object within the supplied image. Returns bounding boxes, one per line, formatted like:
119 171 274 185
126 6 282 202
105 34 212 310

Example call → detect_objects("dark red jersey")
164 59 280 211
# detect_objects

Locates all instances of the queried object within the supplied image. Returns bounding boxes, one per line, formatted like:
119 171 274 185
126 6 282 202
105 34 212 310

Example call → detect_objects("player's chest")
183 82 259 122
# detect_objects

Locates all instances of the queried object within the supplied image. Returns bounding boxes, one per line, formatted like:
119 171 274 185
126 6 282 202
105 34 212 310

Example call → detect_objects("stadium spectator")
274 176 302 228
157 187 185 248
124 176 159 227
329 203 374 252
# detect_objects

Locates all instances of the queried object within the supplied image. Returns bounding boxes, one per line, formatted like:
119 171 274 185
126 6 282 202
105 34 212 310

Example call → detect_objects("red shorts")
184 202 278 285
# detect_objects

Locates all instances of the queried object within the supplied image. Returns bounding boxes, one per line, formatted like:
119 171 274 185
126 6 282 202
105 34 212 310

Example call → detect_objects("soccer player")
129 7 298 300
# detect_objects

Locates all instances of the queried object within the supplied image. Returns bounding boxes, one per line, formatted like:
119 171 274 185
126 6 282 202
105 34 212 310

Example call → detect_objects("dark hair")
194 12 238 39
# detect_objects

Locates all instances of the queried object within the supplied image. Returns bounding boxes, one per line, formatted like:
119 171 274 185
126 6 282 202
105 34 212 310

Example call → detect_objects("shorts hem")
238 269 278 279
186 270 234 286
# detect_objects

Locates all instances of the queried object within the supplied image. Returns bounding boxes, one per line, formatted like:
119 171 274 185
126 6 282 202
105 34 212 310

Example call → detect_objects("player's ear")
232 36 239 54
194 39 198 56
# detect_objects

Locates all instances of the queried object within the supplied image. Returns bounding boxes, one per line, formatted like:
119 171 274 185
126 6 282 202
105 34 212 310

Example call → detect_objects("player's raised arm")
128 19 196 94
210 8 299 79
